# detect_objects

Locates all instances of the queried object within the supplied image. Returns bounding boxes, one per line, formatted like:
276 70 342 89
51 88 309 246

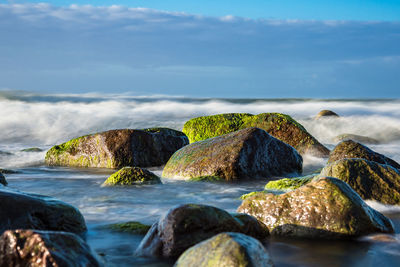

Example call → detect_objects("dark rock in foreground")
0 188 86 234
45 128 188 168
0 229 102 267
102 167 161 186
237 177 394 239
0 173 7 186
182 113 329 156
333 134 380 144
328 140 400 170
320 158 400 205
315 110 340 119
135 204 269 259
163 128 302 181
175 232 273 267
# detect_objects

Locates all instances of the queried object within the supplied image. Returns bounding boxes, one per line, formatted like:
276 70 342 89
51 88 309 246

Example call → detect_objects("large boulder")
320 158 400 205
0 188 86 234
333 134 379 144
175 232 273 267
135 204 269 259
237 177 394 239
0 229 102 267
45 128 188 168
182 113 329 156
163 127 302 181
328 140 400 170
102 167 161 186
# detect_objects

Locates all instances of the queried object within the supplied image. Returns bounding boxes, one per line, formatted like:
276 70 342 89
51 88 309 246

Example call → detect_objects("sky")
0 1 399 98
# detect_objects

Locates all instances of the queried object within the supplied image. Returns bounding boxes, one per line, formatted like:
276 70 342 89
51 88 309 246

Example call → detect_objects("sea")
1 91 400 266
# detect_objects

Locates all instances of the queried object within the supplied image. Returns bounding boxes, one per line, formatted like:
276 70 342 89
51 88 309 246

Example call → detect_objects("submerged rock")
45 128 188 168
135 204 269 259
264 175 315 191
237 177 394 239
102 167 161 186
0 188 86 234
320 158 400 205
175 232 273 267
315 110 340 119
333 134 380 145
0 168 18 174
328 140 400 170
0 229 102 267
163 128 302 181
105 221 151 235
21 147 43 152
0 173 7 186
182 113 329 156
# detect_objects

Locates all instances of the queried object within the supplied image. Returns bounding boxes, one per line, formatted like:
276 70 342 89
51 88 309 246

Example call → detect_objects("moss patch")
102 167 161 186
265 175 314 191
188 176 225 182
106 221 151 234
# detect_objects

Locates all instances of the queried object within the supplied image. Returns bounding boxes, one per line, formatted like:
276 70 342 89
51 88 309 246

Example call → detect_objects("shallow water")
1 94 400 266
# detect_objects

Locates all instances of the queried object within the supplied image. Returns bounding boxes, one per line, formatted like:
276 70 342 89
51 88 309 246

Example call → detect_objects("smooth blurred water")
1 92 400 266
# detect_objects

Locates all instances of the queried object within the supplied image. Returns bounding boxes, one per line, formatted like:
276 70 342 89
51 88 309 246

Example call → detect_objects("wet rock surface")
102 167 161 186
238 177 394 239
163 127 302 181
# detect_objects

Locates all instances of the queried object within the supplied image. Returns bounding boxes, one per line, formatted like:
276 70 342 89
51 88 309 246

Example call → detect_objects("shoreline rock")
102 167 161 186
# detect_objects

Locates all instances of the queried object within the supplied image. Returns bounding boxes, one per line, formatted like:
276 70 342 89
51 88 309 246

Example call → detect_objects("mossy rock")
135 204 269 259
237 177 394 239
0 229 102 266
328 140 400 170
315 110 340 119
45 128 188 168
187 175 225 182
102 167 161 186
182 112 329 157
21 147 43 152
175 232 273 267
0 173 7 186
333 134 379 145
320 158 400 205
163 128 302 182
264 175 315 191
106 221 151 234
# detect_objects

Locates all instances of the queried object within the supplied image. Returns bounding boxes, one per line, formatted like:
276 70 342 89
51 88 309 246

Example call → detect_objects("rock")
0 229 102 267
328 140 400 170
0 173 7 186
333 134 379 144
315 110 340 119
105 221 151 235
0 150 12 156
21 147 43 152
102 167 161 186
45 128 188 168
135 204 269 259
264 175 315 191
0 187 86 234
0 168 18 174
163 128 303 181
320 158 400 205
182 113 329 157
237 177 394 239
175 232 273 267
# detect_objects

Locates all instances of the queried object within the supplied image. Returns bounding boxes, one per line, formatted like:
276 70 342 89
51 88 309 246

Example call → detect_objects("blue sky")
0 2 399 98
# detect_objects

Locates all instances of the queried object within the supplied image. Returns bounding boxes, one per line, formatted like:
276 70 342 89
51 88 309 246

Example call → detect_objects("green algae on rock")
106 221 151 235
333 134 380 145
135 204 269 259
182 112 329 156
163 127 302 182
264 175 315 191
237 177 394 239
328 140 400 170
0 229 102 267
175 232 273 267
102 167 161 186
320 158 400 205
45 128 188 168
0 187 87 235
0 173 7 186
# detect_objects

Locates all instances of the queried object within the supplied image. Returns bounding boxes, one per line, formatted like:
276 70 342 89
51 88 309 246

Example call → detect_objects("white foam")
365 200 400 214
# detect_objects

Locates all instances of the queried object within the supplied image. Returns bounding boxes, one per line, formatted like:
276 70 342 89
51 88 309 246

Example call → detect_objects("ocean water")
1 91 400 266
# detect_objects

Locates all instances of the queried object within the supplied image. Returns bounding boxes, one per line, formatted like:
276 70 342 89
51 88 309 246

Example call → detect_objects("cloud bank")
0 3 399 97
